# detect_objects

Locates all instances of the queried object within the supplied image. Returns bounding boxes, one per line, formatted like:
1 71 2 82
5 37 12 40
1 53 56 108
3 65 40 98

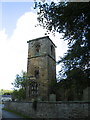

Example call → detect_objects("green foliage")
12 71 27 89
11 71 27 101
11 88 26 101
35 2 90 41
0 89 13 95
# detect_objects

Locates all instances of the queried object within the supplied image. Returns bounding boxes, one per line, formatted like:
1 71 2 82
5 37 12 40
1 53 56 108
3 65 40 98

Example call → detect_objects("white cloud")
0 11 67 90
0 12 47 90
0 29 13 90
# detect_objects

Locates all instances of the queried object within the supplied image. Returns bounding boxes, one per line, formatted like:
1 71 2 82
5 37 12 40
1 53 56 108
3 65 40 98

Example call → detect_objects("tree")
11 89 26 101
35 2 90 86
12 71 27 89
34 2 90 100
11 71 27 101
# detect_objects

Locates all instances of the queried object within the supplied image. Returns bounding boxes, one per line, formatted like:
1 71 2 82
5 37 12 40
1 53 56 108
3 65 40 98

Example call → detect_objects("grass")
2 107 31 119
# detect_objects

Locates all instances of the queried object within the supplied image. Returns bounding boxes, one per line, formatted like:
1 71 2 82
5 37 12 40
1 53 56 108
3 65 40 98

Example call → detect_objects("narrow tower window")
35 43 40 55
51 45 54 56
34 70 39 78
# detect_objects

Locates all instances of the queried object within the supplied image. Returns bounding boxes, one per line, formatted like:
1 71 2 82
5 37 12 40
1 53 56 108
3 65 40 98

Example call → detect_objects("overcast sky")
0 0 68 90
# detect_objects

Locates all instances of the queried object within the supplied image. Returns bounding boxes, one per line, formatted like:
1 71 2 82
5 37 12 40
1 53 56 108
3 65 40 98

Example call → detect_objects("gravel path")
0 104 24 119
0 103 3 119
2 109 24 118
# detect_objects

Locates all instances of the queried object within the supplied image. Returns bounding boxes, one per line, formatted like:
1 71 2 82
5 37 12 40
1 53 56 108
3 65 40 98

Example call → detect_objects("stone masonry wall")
27 36 56 101
4 101 89 119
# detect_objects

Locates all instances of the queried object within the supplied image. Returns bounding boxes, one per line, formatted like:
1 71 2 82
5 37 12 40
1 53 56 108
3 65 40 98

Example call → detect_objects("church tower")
26 36 56 101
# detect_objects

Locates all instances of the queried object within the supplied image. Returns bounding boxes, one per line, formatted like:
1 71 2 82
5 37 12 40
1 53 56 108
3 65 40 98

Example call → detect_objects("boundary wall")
4 101 89 119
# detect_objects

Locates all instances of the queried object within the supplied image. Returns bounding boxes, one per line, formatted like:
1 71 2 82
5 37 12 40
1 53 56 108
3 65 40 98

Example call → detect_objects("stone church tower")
26 36 56 101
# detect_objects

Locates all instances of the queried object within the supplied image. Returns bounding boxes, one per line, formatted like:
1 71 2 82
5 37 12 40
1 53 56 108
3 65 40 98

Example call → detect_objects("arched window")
31 82 38 95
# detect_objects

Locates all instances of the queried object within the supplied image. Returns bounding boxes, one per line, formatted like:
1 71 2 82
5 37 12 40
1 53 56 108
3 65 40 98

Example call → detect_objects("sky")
0 0 68 90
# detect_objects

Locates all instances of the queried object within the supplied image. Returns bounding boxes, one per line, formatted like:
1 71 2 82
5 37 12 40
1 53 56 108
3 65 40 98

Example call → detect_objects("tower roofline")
27 36 57 48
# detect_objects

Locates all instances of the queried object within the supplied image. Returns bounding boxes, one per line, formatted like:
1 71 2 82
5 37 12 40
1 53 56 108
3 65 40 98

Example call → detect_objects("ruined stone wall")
83 87 90 101
4 101 89 119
